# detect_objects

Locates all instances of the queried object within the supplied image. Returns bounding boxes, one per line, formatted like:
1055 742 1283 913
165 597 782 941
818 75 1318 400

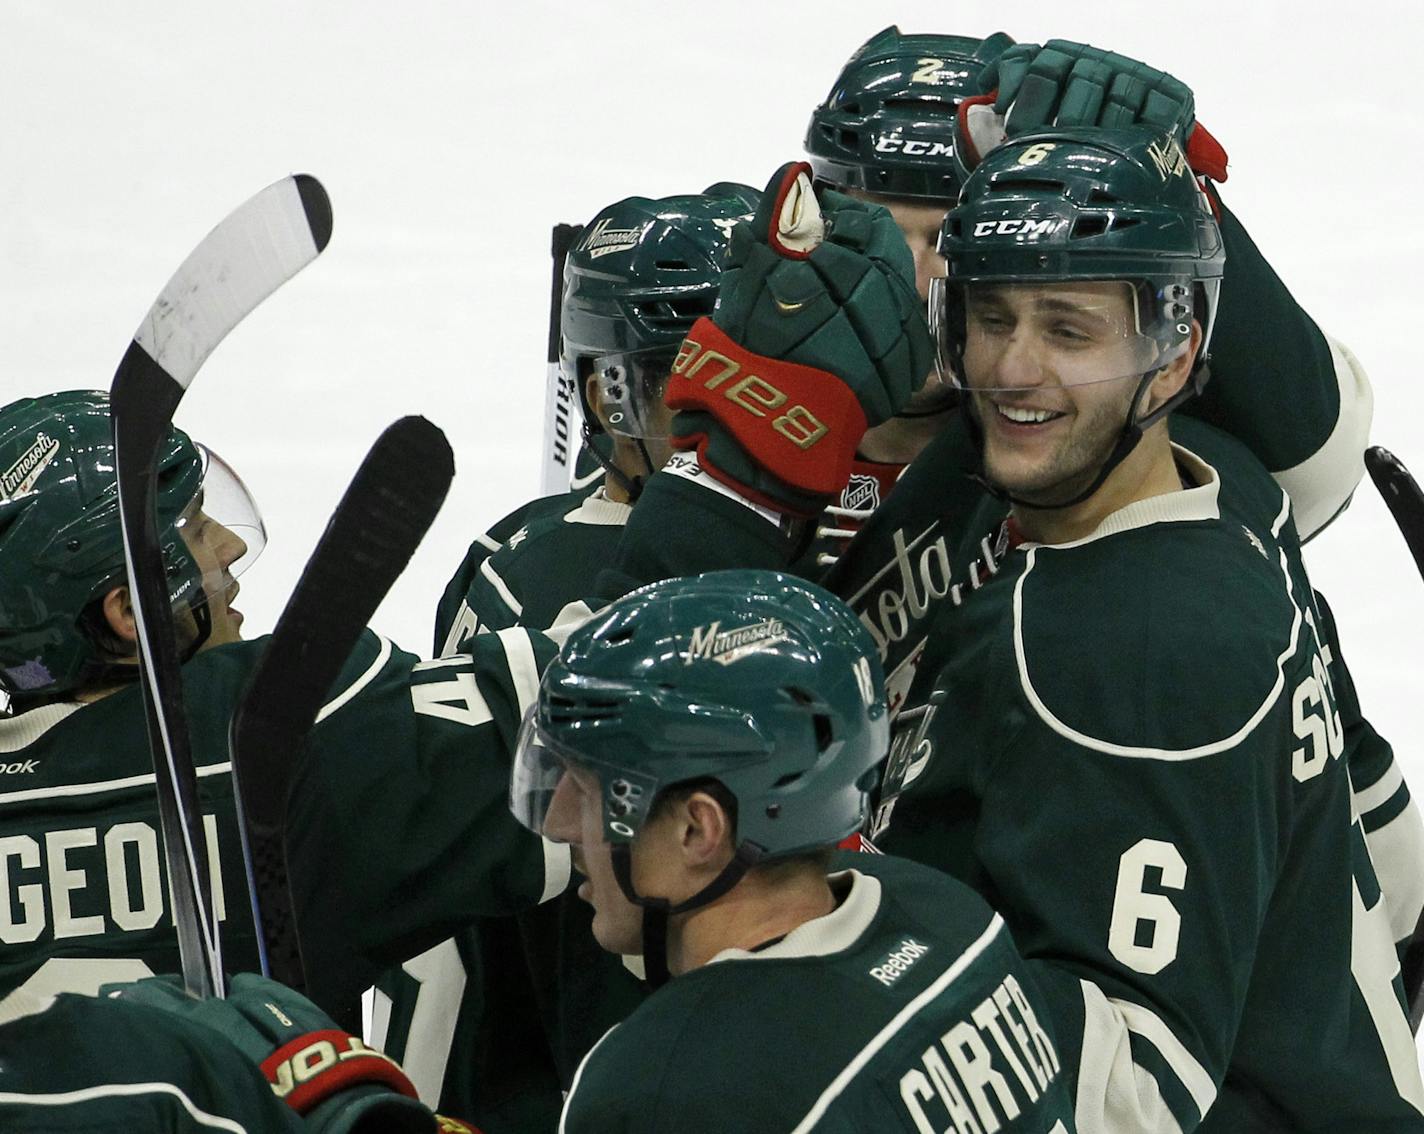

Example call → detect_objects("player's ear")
100 584 139 644
680 791 735 870
1147 319 1202 414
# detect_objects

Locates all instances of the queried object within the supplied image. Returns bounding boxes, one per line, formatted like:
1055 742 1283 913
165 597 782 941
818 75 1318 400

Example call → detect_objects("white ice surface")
3 0 1423 1078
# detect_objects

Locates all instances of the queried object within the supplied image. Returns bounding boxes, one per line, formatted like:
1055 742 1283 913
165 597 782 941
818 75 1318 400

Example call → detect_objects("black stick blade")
231 416 455 989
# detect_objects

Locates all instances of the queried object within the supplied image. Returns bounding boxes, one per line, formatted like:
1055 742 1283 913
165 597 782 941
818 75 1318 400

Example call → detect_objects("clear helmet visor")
579 346 678 440
928 278 1189 399
174 445 267 602
510 706 662 845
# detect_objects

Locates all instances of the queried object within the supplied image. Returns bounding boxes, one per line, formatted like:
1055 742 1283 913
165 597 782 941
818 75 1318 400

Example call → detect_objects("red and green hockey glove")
101 973 434 1134
970 40 1227 181
666 161 932 516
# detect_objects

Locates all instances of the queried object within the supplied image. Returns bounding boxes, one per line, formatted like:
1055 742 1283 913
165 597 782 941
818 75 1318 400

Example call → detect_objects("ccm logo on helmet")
972 218 1064 239
672 339 827 450
873 135 954 158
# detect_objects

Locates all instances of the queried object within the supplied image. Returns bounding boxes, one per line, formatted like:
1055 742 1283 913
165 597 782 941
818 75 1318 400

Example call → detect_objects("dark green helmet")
0 391 243 706
805 26 1015 201
561 184 758 441
512 569 887 859
934 125 1225 376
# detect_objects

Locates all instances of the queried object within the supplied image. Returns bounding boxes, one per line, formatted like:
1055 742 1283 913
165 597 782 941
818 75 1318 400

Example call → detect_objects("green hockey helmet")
932 125 1225 385
0 391 264 706
560 184 759 442
512 569 887 858
805 26 1015 202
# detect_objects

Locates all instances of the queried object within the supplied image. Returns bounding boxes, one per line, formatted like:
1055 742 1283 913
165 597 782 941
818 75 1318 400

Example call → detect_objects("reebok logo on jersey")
1 432 60 501
0 759 39 775
869 937 931 987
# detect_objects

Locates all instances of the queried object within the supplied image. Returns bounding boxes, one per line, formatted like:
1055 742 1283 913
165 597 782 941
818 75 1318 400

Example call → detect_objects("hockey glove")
666 161 932 516
970 41 1227 182
101 973 434 1134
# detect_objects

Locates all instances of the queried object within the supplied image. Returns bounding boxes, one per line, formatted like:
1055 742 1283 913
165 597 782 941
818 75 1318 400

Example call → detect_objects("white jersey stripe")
479 557 523 617
0 1083 251 1133
787 915 1008 1133
315 634 393 724
1076 980 1201 1133
0 761 232 807
1355 760 1406 818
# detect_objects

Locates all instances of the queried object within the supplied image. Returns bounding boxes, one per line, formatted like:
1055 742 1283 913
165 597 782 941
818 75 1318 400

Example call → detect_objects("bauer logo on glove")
665 161 932 516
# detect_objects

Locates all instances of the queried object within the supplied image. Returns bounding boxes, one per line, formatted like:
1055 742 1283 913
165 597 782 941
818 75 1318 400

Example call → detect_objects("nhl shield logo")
843 473 881 513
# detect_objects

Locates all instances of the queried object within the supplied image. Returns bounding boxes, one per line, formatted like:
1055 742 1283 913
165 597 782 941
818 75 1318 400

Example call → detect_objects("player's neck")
1012 426 1184 545
667 868 837 975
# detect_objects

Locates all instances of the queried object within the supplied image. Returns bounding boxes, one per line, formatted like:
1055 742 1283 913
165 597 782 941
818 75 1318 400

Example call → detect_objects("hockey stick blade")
230 416 455 992
112 174 333 999
1364 445 1424 1030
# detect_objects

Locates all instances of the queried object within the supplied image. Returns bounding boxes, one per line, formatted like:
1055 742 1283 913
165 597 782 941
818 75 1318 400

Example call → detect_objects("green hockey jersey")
827 417 1424 1131
433 482 612 656
376 484 639 1130
0 991 303 1132
0 627 565 1029
560 854 1075 1134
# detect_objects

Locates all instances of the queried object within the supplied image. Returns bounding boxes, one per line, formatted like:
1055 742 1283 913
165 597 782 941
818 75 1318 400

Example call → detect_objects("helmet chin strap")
581 421 652 503
610 840 766 988
966 361 1205 513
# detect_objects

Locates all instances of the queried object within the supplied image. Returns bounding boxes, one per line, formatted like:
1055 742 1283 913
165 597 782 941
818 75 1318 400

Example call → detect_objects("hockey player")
378 186 759 1130
802 30 1373 545
513 569 1076 1133
1 972 442 1133
603 132 1424 1128
0 392 566 1027
434 184 757 654
805 30 1422 962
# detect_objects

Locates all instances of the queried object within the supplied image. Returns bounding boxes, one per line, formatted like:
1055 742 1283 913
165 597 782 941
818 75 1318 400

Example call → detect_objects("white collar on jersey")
705 869 881 966
0 701 84 755
1021 442 1221 551
562 485 632 527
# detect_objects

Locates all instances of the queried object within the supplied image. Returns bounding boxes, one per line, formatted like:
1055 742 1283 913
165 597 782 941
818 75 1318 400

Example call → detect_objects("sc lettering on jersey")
0 816 225 944
1291 623 1345 783
671 338 828 450
898 973 1062 1134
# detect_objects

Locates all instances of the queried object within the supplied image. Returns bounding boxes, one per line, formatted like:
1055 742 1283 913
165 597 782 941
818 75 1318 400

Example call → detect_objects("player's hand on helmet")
968 41 1227 183
100 973 437 1134
666 161 932 516
980 40 1195 138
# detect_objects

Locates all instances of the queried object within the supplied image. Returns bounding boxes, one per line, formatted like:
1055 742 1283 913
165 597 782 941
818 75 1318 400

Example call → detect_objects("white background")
3 0 1423 1060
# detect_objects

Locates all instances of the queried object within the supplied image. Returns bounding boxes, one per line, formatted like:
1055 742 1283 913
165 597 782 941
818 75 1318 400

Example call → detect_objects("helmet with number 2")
804 26 1016 201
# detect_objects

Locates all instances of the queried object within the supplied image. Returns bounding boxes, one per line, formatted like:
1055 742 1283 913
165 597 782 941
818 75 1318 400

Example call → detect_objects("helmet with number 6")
0 391 264 707
805 26 1015 201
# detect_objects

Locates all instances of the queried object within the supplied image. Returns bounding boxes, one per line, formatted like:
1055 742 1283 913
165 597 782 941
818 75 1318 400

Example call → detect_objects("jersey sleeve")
1186 188 1371 539
1316 590 1424 949
594 455 797 601
433 501 537 655
287 628 568 1014
0 994 306 1133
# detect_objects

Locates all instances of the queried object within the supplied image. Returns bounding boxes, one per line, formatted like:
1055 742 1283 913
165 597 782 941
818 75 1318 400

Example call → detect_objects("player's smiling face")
961 281 1157 506
177 502 249 647
543 761 646 956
